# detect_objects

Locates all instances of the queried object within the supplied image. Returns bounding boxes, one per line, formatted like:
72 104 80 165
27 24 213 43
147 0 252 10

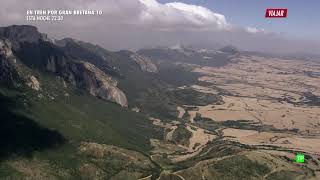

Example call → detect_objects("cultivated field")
150 55 320 179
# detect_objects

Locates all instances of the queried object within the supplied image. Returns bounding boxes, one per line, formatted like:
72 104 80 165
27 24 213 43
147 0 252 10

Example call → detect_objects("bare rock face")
131 107 140 112
130 53 158 73
0 39 43 91
0 39 13 58
81 62 128 107
26 76 41 91
0 39 19 82
0 25 128 107
0 25 50 50
46 57 128 107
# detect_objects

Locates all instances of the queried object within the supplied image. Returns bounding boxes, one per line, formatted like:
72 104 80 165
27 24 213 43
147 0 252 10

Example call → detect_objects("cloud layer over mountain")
1 0 319 54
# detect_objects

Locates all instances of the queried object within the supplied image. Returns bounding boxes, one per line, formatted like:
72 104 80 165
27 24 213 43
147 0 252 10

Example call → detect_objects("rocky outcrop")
0 25 50 50
130 54 158 73
46 57 128 107
26 76 41 91
0 39 14 58
80 62 127 107
0 25 127 107
131 107 140 112
0 38 42 90
0 39 19 82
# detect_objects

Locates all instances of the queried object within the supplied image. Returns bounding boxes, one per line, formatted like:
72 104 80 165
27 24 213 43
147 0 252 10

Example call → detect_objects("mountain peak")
0 25 50 49
54 38 79 47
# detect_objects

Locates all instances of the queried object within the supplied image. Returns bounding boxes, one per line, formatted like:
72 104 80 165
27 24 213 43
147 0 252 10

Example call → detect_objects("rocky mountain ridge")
0 25 51 50
0 25 128 107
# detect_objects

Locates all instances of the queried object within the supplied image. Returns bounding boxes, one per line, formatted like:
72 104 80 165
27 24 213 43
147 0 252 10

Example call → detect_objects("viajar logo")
265 8 288 18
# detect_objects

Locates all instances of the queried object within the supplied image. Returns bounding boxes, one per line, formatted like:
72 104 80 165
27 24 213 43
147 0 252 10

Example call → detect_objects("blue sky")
159 0 320 40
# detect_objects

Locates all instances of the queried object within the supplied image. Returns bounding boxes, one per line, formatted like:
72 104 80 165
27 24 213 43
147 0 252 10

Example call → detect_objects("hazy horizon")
1 0 319 54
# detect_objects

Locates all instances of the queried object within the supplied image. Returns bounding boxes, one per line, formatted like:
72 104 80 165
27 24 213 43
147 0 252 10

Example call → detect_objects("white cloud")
138 0 230 30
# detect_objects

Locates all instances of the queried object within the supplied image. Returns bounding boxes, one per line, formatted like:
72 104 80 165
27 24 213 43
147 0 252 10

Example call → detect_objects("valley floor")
149 55 320 179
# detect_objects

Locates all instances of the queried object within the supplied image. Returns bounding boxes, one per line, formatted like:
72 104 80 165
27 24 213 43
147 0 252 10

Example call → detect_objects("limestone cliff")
45 57 128 107
0 38 20 82
0 25 127 107
130 53 158 73
0 25 51 50
0 38 42 90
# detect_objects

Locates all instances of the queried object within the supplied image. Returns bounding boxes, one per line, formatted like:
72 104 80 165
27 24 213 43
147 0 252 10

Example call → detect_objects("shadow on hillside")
0 94 66 159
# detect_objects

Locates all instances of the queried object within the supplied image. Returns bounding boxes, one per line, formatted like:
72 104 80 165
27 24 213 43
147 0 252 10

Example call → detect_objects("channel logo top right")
265 8 288 18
